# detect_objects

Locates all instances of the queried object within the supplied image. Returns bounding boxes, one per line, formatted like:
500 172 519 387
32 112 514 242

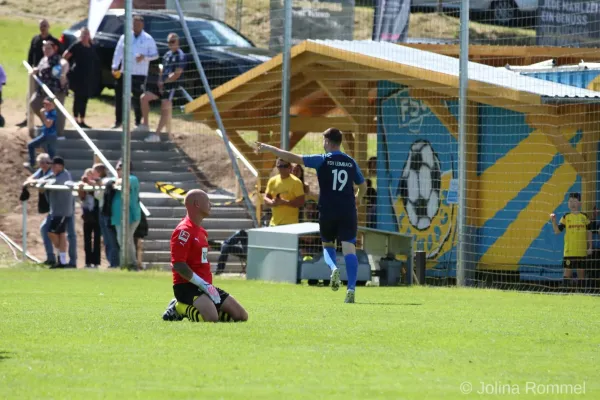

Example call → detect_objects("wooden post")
355 81 371 246
466 101 479 227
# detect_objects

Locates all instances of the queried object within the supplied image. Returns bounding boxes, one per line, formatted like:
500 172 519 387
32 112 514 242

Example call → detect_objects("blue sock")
345 253 358 291
323 247 337 271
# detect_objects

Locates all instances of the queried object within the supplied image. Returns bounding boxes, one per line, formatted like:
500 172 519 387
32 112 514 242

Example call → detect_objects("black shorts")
48 216 68 234
173 282 229 310
563 257 586 270
319 214 357 243
160 88 176 101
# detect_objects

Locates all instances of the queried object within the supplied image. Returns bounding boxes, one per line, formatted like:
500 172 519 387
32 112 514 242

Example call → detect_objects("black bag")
19 187 30 202
38 192 50 214
134 212 149 239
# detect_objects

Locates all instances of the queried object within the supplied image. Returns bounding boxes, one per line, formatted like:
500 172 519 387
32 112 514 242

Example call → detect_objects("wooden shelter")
185 40 600 226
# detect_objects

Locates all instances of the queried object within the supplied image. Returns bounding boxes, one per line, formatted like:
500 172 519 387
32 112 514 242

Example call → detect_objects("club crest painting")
377 84 458 267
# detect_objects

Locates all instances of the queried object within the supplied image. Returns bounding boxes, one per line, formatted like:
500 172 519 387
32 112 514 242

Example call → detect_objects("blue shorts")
319 214 357 244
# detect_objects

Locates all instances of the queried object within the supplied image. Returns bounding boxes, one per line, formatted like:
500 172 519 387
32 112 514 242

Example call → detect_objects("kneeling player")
162 189 248 322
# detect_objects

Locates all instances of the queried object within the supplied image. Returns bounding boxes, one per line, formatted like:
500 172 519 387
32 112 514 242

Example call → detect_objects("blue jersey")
303 151 365 218
42 109 57 137
161 49 186 88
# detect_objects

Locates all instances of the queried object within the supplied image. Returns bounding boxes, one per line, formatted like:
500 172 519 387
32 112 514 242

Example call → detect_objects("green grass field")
1 267 598 399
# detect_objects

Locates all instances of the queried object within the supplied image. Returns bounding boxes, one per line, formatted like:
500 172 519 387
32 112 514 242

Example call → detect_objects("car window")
69 19 88 30
146 17 184 43
98 15 124 36
186 20 253 47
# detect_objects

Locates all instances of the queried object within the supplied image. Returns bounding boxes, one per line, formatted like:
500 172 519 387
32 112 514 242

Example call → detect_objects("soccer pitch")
1 268 598 399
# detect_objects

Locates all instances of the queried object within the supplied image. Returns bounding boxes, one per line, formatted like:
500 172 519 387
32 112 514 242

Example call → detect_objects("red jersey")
170 216 212 285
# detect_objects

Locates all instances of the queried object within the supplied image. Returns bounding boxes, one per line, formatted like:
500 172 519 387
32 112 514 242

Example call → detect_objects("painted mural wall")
376 73 600 272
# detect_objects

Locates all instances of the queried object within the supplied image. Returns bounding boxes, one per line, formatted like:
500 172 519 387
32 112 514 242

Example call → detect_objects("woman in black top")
63 27 97 128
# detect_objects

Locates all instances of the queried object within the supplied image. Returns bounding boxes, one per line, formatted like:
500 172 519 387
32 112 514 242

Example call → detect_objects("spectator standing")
366 156 377 228
110 15 158 129
22 153 53 265
0 63 5 127
111 159 142 269
93 164 120 267
551 192 592 289
23 97 57 170
63 27 98 129
29 41 69 137
40 156 74 268
264 158 305 226
17 19 62 128
140 32 186 141
78 168 101 268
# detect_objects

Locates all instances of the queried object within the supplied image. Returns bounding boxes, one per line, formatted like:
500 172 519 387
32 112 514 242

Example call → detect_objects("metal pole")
457 0 469 287
280 0 292 151
120 0 133 267
174 0 258 226
22 201 27 262
235 0 243 32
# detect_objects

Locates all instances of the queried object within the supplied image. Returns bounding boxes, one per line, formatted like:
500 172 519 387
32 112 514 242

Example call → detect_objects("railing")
22 61 150 217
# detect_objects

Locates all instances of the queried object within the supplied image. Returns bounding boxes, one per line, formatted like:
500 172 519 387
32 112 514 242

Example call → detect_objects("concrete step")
62 129 169 141
56 139 177 151
62 159 190 171
143 250 241 263
146 206 247 219
68 170 197 183
147 228 237 241
147 217 253 230
55 148 184 162
145 261 246 273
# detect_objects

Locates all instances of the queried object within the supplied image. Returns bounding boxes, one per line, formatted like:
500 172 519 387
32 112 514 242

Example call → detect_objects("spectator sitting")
111 159 141 270
38 156 74 268
216 229 248 275
78 168 101 268
22 153 53 265
0 63 5 127
29 40 69 138
63 27 98 129
23 97 57 171
264 158 305 226
17 19 62 128
142 32 186 142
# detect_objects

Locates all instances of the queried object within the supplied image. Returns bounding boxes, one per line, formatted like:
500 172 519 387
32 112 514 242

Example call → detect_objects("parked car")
411 0 537 26
60 9 273 99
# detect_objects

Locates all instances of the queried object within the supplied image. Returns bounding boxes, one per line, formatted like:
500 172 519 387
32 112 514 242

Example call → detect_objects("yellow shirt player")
551 192 592 281
264 159 306 226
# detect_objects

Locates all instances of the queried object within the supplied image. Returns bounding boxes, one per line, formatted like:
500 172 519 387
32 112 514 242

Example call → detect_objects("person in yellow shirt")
551 192 593 287
264 159 305 226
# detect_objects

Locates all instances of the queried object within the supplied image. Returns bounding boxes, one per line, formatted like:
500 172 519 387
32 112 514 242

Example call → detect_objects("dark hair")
569 192 581 201
323 128 342 145
116 158 133 172
292 164 305 182
92 163 107 178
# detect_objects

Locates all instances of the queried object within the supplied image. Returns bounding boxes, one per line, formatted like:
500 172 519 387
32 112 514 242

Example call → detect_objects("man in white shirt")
111 15 158 129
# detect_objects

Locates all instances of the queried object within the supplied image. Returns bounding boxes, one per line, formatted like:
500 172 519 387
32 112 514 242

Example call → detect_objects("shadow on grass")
0 351 14 361
357 302 422 306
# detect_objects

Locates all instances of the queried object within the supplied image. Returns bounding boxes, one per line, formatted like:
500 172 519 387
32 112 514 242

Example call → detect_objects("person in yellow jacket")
264 159 305 226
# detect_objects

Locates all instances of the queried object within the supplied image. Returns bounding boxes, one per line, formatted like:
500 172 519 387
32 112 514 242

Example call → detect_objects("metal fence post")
280 0 292 151
21 201 28 262
457 0 470 287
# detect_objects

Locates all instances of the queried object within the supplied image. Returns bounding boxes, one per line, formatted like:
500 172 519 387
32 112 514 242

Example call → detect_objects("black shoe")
16 119 27 128
40 259 56 267
49 263 65 269
65 264 77 269
111 123 122 129
80 122 92 129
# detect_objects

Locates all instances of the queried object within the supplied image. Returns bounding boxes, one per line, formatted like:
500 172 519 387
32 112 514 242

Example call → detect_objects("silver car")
411 0 538 25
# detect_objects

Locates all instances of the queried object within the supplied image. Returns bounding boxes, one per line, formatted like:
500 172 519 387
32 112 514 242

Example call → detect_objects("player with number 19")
256 128 368 303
